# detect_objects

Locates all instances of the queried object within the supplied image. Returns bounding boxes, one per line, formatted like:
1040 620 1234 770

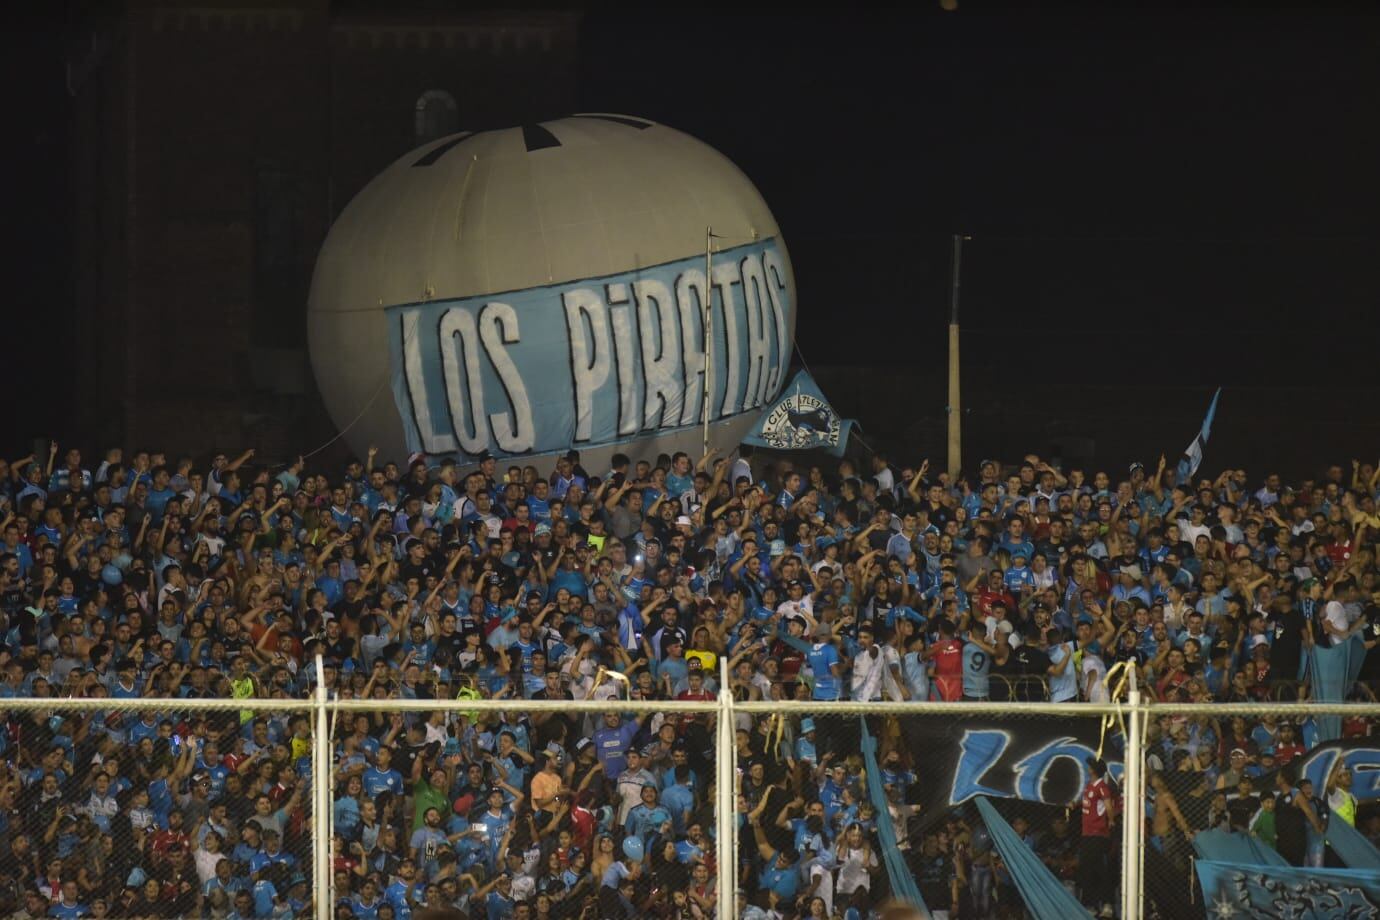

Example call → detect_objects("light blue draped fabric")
1327 813 1380 870
975 797 1092 920
1309 635 1367 742
1196 859 1380 918
1191 828 1288 867
858 719 928 913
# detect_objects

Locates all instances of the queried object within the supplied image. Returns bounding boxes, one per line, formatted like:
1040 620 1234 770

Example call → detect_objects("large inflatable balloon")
308 115 795 469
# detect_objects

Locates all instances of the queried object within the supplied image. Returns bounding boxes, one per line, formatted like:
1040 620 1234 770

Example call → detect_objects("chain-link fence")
733 702 1128 920
9 692 1379 919
1139 702 1380 920
323 698 724 920
0 698 316 919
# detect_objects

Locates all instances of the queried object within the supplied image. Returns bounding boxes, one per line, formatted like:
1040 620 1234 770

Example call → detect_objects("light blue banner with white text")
387 238 792 458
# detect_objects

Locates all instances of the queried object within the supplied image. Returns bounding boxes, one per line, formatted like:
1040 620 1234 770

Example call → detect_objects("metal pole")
702 226 714 455
1135 695 1148 920
947 234 966 481
1123 670 1143 920
314 656 331 920
716 657 734 920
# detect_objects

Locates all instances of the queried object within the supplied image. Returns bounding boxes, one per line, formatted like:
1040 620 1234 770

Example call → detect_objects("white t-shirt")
1081 653 1109 703
729 457 753 488
835 845 877 896
850 645 885 701
880 645 907 701
1181 522 1212 546
1325 600 1355 645
808 858 835 914
776 596 814 620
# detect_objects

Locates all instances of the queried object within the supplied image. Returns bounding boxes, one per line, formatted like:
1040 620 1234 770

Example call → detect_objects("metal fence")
4 667 1380 920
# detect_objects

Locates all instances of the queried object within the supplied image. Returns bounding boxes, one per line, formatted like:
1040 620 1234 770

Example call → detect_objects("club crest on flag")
743 370 856 456
759 391 840 450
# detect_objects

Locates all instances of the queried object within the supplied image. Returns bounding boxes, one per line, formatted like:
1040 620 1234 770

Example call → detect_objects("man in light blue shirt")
1046 628 1078 702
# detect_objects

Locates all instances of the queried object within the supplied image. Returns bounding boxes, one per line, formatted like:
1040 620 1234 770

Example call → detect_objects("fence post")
314 656 332 920
1122 672 1143 920
716 659 735 920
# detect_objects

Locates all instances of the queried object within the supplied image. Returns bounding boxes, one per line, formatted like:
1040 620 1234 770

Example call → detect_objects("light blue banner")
388 238 792 458
1328 813 1380 871
1309 634 1367 742
741 370 856 456
859 719 929 914
1192 829 1287 867
976 797 1092 920
1196 859 1380 919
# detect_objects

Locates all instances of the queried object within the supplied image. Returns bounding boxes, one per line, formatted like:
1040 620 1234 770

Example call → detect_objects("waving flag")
742 370 857 456
1175 387 1222 485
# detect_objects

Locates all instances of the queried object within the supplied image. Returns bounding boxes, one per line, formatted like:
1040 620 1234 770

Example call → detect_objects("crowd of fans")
0 440 1377 919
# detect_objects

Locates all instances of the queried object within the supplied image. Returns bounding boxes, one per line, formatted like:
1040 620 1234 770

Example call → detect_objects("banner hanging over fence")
902 714 1123 828
1195 859 1380 919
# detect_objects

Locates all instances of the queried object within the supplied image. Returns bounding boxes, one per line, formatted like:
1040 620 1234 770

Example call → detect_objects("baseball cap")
800 718 816 733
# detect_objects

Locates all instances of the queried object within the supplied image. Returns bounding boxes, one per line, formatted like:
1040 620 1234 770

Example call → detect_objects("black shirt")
1011 645 1052 701
989 646 1019 702
1268 609 1307 678
1358 605 1380 681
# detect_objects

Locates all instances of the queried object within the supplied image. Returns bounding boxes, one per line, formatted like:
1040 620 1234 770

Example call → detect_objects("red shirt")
1274 741 1305 765
769 638 804 680
570 805 595 851
1081 777 1114 837
975 588 1016 620
149 829 189 863
932 638 963 701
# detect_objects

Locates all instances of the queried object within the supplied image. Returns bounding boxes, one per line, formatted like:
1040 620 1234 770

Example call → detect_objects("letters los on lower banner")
904 714 1124 830
904 715 1380 831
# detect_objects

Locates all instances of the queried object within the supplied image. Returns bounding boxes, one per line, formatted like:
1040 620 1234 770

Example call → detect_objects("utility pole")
947 234 969 481
702 226 714 455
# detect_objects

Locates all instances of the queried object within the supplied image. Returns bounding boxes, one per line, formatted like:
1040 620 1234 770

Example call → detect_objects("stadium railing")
6 664 1380 920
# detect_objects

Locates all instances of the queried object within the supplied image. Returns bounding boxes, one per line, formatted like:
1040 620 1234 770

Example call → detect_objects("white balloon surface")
308 115 795 470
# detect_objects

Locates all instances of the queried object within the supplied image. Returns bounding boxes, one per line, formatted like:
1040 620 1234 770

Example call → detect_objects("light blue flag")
742 370 857 456
1175 387 1221 485
1195 859 1380 919
858 719 929 914
1328 813 1380 871
1308 634 1368 742
1192 828 1288 867
975 797 1092 920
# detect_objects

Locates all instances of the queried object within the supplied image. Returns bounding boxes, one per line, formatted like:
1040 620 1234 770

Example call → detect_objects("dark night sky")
576 4 1380 381
3 3 1378 468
